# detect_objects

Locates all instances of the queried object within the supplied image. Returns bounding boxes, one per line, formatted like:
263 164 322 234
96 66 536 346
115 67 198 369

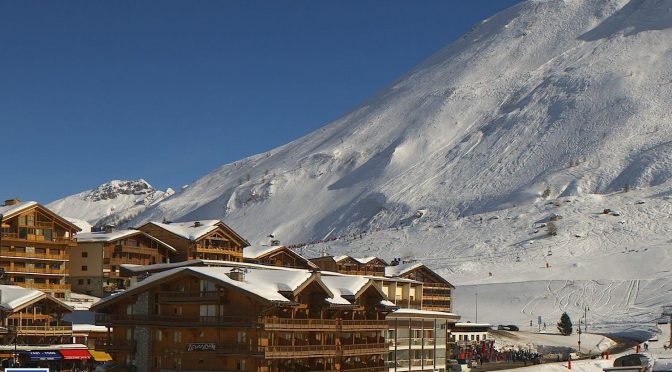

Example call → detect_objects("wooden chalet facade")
0 199 81 298
243 246 318 270
92 265 393 372
385 263 454 313
70 229 176 297
310 256 387 277
139 220 249 263
0 285 74 347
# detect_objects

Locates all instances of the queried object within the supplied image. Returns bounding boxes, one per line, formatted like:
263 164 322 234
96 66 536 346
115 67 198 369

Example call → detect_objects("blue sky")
0 0 522 202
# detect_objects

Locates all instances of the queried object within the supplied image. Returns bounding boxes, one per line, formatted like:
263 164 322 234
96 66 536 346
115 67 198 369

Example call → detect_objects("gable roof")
0 285 73 313
76 229 177 252
385 262 453 287
139 220 249 246
0 201 81 232
243 245 318 269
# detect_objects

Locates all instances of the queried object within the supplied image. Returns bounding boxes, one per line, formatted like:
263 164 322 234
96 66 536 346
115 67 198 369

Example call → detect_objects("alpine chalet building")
0 199 81 298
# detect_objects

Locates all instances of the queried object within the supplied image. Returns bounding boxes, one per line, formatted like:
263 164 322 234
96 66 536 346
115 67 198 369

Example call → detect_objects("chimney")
227 267 246 282
193 221 202 227
104 224 116 233
3 198 20 206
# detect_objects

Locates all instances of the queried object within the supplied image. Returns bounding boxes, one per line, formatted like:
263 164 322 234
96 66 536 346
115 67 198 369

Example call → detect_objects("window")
237 331 247 344
81 265 88 271
156 330 162 341
174 331 182 342
87 279 91 285
78 279 84 285
236 359 245 371
82 251 88 258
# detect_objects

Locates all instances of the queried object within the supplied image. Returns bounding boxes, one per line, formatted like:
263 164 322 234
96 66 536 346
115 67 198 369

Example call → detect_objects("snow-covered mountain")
47 180 174 229
126 0 672 247
49 0 672 330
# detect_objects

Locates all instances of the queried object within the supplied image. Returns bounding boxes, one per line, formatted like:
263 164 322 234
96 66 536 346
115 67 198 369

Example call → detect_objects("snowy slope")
47 180 174 229
127 0 672 246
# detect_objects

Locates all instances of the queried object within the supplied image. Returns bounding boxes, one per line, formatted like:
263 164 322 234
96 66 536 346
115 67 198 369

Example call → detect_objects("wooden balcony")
264 317 338 331
195 246 241 256
108 257 156 267
114 244 159 255
340 320 388 331
6 266 67 275
341 343 388 356
12 325 72 336
95 313 257 327
264 344 338 359
1 233 75 246
156 290 225 304
0 249 67 260
17 282 70 291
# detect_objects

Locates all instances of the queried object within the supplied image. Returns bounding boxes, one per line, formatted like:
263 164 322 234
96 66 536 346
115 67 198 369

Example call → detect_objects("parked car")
497 324 519 331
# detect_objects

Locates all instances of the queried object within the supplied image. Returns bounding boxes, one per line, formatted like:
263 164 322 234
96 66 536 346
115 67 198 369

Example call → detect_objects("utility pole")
475 293 478 323
577 320 582 354
584 305 590 333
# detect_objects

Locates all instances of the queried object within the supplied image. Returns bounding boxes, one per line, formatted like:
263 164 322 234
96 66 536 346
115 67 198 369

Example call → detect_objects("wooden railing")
340 320 388 330
95 313 257 327
12 325 72 336
6 266 66 275
0 249 67 260
18 282 70 290
341 367 387 372
157 290 225 303
265 344 338 358
1 233 74 244
341 343 388 356
264 317 338 330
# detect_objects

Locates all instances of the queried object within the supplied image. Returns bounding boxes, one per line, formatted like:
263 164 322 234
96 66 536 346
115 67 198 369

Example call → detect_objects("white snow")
0 201 38 219
141 220 220 241
0 285 45 311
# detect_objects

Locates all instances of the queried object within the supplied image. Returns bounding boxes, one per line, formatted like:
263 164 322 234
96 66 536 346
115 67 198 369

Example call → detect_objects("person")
644 342 649 351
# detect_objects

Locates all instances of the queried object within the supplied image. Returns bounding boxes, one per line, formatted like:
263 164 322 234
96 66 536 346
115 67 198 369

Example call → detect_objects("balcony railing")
1 233 74 244
6 266 66 275
341 367 387 372
264 317 338 331
12 325 72 336
340 320 388 330
0 249 68 260
341 343 388 356
264 344 339 359
95 313 257 327
17 282 70 290
156 290 225 303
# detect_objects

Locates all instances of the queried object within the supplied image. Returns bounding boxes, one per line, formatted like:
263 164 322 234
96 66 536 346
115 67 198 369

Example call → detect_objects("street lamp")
475 293 478 323
577 320 583 354
584 305 590 333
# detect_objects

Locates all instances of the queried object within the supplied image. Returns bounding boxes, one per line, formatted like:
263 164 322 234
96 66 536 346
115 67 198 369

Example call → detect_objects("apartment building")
139 220 249 262
92 264 392 372
243 245 318 270
70 228 176 297
0 199 81 298
0 284 74 347
385 262 454 313
310 256 387 276
386 309 460 372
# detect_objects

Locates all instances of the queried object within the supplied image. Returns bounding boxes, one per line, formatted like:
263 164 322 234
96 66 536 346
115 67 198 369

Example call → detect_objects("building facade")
386 309 460 372
92 265 393 372
0 199 81 298
69 229 176 297
386 263 454 313
244 246 318 270
139 220 249 262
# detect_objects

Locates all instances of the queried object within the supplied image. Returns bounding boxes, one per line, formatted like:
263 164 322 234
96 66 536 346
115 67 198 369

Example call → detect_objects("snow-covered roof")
76 230 177 252
95 266 316 309
390 308 460 319
332 255 383 265
0 201 38 219
0 285 72 313
243 245 285 259
146 220 221 241
64 217 92 233
72 324 108 333
321 275 370 306
385 262 424 277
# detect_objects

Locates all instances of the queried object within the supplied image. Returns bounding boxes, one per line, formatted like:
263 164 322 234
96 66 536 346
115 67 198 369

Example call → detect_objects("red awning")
59 349 92 360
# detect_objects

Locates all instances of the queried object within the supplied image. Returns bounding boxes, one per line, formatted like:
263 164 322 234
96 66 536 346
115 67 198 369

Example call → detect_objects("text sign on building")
187 343 216 352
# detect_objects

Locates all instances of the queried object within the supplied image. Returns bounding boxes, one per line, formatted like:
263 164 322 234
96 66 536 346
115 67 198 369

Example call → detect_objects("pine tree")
557 312 573 336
